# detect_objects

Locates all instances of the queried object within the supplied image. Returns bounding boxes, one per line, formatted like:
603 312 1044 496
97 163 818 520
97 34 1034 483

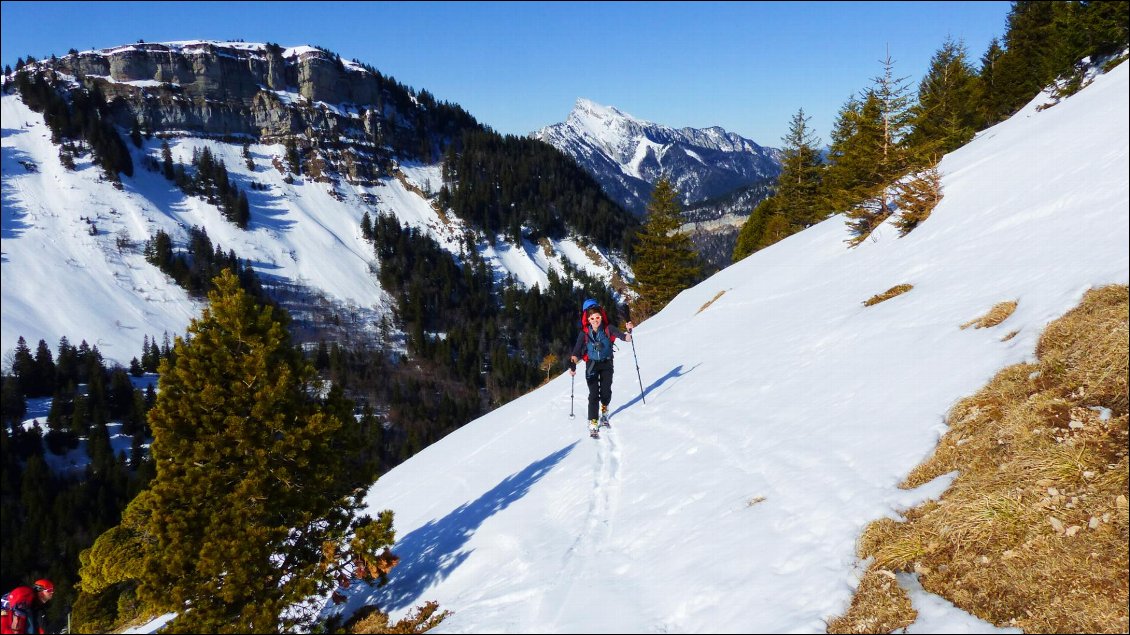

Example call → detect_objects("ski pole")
629 331 645 405
621 304 646 405
569 369 575 419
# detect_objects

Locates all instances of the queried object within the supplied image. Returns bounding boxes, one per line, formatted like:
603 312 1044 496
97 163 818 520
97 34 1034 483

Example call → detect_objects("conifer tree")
78 270 395 633
871 49 915 180
774 108 826 229
836 51 917 246
823 93 885 214
731 108 824 263
161 141 175 181
907 37 980 158
630 178 702 315
731 196 777 262
976 38 1009 125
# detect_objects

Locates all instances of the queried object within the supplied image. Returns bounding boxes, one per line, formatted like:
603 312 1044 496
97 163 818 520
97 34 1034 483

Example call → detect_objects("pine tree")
630 178 702 315
907 37 980 158
11 337 35 396
161 141 175 181
285 138 301 176
993 1 1064 117
731 108 824 263
774 108 826 229
836 51 918 246
130 119 143 148
976 38 1009 125
824 93 885 214
871 49 916 180
732 196 777 262
77 270 395 633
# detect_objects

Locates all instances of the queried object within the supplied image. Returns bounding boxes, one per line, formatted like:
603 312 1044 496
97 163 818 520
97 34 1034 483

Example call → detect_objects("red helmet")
33 579 54 593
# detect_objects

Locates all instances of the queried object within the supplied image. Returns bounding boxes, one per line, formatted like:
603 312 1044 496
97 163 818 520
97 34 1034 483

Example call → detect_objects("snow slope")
325 63 1129 633
1 94 624 365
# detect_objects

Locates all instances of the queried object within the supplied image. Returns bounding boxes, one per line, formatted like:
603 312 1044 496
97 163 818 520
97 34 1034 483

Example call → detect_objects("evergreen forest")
733 0 1129 260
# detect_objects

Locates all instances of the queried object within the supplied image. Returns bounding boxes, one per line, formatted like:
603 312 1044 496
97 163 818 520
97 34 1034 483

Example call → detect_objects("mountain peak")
571 97 633 122
535 98 781 214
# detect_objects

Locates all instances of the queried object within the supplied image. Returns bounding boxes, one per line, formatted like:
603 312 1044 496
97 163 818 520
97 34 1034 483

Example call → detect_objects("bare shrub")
697 290 727 314
349 600 451 634
893 164 943 237
863 284 913 307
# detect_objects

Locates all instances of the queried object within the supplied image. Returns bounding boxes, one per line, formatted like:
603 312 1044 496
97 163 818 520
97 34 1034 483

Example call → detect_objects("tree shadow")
1 143 35 242
343 441 578 614
609 362 699 418
227 168 295 233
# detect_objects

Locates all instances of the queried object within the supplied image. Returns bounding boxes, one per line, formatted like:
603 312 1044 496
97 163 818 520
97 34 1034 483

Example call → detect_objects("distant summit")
534 98 781 215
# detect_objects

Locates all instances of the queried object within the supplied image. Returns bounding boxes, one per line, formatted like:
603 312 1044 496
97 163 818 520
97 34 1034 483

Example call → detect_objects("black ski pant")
585 359 613 421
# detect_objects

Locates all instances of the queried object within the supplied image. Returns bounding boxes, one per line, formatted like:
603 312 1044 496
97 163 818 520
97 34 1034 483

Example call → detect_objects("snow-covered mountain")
308 63 1127 632
0 42 630 365
533 98 781 215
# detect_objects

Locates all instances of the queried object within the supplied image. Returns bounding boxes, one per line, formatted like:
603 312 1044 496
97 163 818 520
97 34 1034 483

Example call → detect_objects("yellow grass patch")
827 567 916 634
961 300 1018 329
830 285 1129 634
697 290 727 314
348 600 451 633
863 284 914 307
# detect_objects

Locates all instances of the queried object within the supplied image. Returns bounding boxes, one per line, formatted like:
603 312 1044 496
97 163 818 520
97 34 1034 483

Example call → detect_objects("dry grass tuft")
863 284 914 307
961 300 1018 329
830 285 1129 634
697 290 727 314
827 567 916 634
349 600 451 634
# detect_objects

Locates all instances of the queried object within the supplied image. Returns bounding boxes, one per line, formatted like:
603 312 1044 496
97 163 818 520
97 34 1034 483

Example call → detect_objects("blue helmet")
582 298 599 311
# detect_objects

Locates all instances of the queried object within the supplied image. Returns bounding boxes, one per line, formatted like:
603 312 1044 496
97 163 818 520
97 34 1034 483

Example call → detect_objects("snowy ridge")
534 98 781 214
325 63 1129 632
1 95 624 364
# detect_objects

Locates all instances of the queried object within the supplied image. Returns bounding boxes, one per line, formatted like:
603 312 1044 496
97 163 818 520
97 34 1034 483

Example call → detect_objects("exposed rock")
36 41 469 186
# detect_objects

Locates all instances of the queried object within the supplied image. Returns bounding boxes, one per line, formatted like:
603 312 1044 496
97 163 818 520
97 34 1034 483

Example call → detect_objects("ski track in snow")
543 421 623 628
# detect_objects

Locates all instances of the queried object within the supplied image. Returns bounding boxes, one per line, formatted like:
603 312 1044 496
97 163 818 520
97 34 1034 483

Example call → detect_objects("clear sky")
1 1 1012 145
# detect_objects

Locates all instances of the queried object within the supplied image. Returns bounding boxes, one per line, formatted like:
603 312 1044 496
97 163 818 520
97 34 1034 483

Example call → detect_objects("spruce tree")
834 51 917 246
630 178 702 315
976 38 1009 126
823 93 885 214
871 49 915 181
732 196 777 262
774 108 826 229
907 37 980 158
78 270 395 633
731 109 824 263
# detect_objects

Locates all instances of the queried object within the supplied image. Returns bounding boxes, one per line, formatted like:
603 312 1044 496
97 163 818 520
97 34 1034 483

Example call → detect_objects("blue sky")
1 1 1011 145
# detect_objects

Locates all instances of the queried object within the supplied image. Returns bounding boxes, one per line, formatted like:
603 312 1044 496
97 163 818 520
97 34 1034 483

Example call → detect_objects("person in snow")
1 579 53 634
569 299 633 436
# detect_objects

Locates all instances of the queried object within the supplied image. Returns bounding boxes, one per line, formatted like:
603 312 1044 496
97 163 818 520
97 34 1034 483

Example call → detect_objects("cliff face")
57 43 360 133
44 41 476 183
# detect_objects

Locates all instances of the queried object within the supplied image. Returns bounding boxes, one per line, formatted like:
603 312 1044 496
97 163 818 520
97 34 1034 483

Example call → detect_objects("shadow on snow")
343 441 578 615
609 362 700 418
